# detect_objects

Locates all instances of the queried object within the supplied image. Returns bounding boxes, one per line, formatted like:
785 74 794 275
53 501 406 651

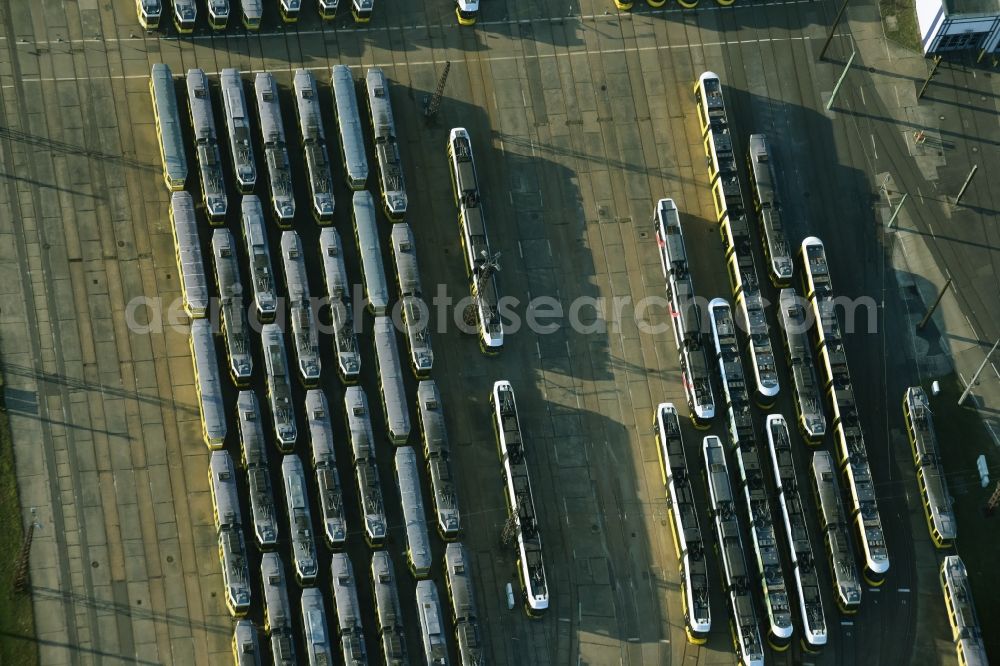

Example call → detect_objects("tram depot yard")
0 0 998 665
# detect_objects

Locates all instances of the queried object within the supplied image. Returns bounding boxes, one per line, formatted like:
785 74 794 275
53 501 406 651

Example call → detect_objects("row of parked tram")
646 70 901 664
654 197 716 428
702 434 764 666
318 69 495 660
136 0 378 32
708 299 793 655
765 415 828 651
491 380 550 617
230 379 481 664
447 127 506 354
138 0 483 31
696 73 780 410
902 386 958 548
151 57 490 664
614 0 735 9
151 62 409 223
153 61 500 364
939 555 988 666
151 61 437 390
799 236 890 586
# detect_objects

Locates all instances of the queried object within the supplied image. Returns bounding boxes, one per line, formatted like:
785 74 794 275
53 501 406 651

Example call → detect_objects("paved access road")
0 0 965 664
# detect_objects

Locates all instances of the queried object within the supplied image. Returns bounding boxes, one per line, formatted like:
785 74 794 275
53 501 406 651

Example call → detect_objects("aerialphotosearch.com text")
124 284 879 337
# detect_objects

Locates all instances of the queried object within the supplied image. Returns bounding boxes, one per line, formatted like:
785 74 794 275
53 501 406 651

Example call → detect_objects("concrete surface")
0 0 994 664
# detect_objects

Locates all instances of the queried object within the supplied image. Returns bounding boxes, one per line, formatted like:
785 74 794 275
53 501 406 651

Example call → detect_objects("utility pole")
476 250 501 284
984 480 1000 517
465 251 501 330
886 192 908 230
959 337 1000 406
819 0 850 61
500 497 522 546
878 173 891 194
917 278 952 331
423 61 451 123
917 55 943 99
826 51 857 111
954 164 978 206
13 509 37 594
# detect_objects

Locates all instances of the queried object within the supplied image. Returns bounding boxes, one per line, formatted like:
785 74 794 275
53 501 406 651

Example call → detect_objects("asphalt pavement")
0 0 993 664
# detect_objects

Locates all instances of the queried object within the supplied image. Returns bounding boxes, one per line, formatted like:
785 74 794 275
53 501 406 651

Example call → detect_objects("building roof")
945 0 1000 15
